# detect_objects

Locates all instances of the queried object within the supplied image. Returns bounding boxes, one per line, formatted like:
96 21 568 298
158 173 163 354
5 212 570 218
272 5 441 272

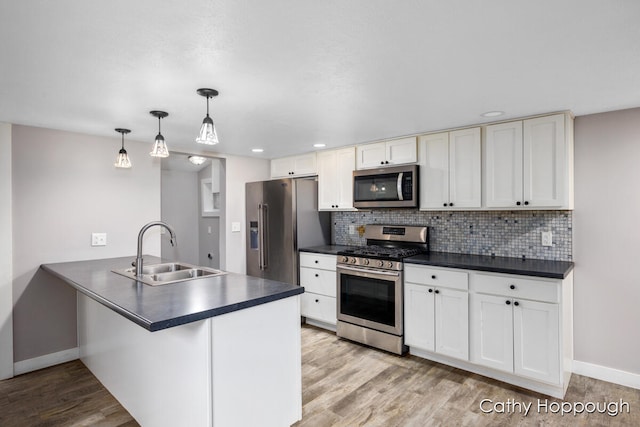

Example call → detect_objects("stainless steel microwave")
353 164 418 208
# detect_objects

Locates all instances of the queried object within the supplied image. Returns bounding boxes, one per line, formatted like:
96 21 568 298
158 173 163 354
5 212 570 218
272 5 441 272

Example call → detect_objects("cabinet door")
335 147 355 209
270 157 295 178
356 142 387 169
469 293 514 373
449 128 481 208
484 122 523 208
301 292 337 325
404 283 435 352
386 137 417 165
293 153 317 176
523 114 566 208
513 299 560 384
435 288 469 360
317 150 338 210
419 132 450 209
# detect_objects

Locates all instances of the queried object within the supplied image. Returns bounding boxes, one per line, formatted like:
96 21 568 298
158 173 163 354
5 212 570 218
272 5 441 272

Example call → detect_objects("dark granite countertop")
299 245 358 255
405 252 574 279
41 256 304 332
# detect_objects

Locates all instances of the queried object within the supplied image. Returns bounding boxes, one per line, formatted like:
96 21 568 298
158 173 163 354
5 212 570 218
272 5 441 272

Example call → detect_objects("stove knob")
350 257 357 264
388 261 394 268
377 260 384 267
363 259 370 265
341 256 349 263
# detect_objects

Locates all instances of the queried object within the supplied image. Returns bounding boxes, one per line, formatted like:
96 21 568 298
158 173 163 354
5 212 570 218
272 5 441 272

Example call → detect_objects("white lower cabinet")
404 265 469 360
470 295 561 383
299 252 337 329
405 264 573 398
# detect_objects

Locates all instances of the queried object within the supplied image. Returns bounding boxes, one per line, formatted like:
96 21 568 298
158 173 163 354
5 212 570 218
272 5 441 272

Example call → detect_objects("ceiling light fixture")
481 111 504 118
313 143 326 148
196 88 220 145
251 148 264 153
114 128 132 169
188 155 207 165
149 110 170 158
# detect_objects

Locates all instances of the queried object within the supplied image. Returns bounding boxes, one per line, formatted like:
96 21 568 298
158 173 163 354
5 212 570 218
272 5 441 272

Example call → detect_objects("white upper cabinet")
484 113 573 209
270 152 317 178
317 147 355 211
419 128 481 209
356 137 417 169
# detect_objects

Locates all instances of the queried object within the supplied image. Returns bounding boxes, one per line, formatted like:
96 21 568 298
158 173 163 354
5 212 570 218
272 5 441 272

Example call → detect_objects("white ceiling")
1 1 639 159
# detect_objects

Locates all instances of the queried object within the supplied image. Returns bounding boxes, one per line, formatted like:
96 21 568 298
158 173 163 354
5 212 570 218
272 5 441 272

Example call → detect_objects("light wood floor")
2 325 639 426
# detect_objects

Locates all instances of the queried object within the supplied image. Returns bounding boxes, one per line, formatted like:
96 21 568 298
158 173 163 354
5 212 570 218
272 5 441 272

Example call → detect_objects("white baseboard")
13 347 79 376
573 360 640 390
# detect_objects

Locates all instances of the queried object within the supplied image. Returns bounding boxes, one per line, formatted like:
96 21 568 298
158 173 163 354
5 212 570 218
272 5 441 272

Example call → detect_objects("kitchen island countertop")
41 255 303 332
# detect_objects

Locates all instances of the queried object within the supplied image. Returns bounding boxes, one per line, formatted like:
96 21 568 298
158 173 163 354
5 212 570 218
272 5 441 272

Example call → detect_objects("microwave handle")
397 172 404 201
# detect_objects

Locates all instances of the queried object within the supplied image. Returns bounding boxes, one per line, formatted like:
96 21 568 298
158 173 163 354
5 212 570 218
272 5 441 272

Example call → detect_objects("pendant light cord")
121 133 125 149
206 96 210 117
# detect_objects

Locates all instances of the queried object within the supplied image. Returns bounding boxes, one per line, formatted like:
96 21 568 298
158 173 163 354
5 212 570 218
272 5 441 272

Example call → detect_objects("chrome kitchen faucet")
135 221 177 277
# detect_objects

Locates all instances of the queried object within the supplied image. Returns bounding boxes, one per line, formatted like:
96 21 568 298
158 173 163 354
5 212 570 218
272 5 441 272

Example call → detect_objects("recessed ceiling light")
313 143 326 148
481 111 504 118
188 155 207 165
252 148 264 153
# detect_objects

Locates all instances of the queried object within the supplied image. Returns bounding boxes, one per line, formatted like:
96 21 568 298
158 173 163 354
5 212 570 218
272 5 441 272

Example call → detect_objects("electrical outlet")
91 233 107 247
541 231 552 247
348 225 355 235
231 222 241 232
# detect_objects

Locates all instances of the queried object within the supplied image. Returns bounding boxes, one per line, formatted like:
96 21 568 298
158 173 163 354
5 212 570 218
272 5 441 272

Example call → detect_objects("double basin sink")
112 262 227 286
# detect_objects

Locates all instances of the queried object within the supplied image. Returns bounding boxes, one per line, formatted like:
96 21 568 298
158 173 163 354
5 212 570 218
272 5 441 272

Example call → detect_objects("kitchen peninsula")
41 256 303 427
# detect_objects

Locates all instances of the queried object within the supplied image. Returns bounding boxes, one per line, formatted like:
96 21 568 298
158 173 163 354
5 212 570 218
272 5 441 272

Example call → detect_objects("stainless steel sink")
112 262 227 286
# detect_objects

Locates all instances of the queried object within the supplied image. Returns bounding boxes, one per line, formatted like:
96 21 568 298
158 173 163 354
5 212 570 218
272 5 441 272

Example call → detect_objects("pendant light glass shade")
114 128 132 168
149 111 170 158
195 88 220 145
150 133 169 158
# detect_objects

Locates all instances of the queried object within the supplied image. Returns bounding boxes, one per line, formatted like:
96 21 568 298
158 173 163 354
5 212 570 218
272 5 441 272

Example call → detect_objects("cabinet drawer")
301 292 336 325
300 267 337 297
299 253 336 271
471 273 559 303
404 265 468 291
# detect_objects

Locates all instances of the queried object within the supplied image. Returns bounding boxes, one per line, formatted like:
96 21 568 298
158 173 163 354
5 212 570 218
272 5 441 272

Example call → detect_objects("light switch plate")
541 231 552 247
231 222 241 232
348 225 356 235
91 232 107 246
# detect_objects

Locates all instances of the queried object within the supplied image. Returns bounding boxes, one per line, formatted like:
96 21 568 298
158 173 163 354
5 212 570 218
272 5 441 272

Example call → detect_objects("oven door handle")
397 172 404 201
338 265 401 277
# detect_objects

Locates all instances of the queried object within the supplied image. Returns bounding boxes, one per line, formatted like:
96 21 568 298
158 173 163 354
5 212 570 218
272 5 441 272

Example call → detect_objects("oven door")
337 264 403 336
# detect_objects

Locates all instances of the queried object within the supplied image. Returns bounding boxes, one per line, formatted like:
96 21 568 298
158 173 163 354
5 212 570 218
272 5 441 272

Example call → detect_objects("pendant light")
195 88 219 145
150 110 170 158
114 128 132 168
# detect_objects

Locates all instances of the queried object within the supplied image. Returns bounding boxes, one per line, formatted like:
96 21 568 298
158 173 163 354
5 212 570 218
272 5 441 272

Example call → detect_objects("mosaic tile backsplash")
332 210 572 261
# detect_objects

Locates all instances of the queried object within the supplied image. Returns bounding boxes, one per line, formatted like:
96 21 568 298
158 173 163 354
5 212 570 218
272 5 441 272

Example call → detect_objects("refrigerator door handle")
259 203 269 270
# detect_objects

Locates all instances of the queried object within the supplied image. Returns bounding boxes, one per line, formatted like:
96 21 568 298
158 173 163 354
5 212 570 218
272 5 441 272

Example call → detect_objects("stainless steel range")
336 225 428 355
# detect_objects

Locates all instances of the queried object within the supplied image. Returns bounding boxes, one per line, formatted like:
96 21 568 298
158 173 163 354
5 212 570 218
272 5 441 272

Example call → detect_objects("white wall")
219 155 270 274
12 125 161 363
161 169 199 265
0 123 13 379
574 107 640 376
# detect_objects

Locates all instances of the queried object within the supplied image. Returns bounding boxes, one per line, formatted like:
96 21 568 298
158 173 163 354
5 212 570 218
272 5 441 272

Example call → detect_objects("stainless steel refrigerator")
246 177 330 284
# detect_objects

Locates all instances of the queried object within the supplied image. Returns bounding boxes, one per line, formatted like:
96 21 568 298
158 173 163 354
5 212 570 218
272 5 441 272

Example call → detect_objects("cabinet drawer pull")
449 203 453 207
315 274 319 277
314 260 318 264
509 284 515 290
431 275 436 279
428 288 433 293
315 299 319 303
434 289 440 294
516 201 521 206
506 300 511 305
524 201 529 206
514 301 519 306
